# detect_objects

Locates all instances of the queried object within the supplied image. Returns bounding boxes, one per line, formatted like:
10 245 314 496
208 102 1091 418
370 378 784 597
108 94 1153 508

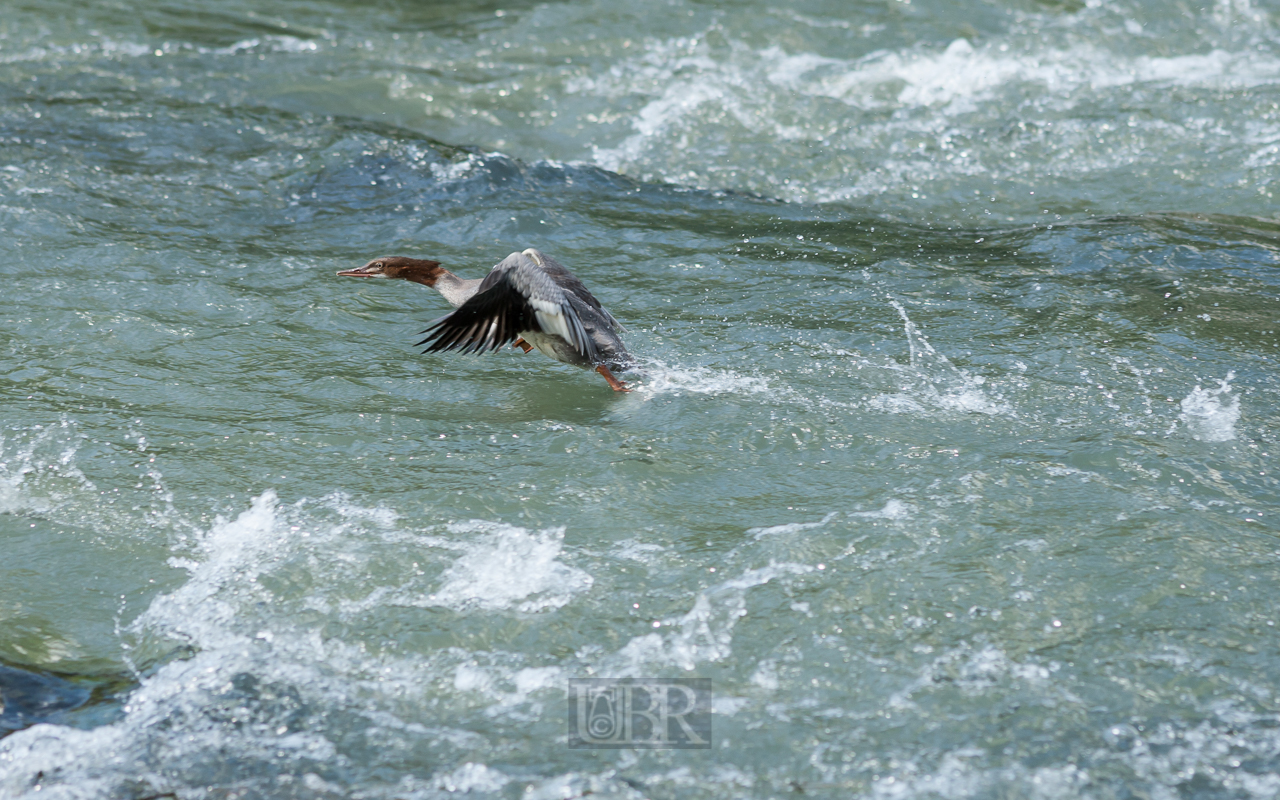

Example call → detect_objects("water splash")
0 420 92 516
1179 372 1241 442
632 361 776 397
873 301 1012 417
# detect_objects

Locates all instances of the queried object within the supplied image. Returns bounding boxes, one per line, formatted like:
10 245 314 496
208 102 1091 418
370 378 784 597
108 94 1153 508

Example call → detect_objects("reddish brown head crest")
338 257 445 286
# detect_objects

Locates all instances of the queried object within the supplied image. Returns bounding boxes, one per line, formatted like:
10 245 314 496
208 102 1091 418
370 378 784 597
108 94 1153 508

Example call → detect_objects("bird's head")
338 256 445 286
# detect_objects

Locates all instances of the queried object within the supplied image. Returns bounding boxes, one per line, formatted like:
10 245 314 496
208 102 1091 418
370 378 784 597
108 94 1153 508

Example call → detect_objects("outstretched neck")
431 270 482 308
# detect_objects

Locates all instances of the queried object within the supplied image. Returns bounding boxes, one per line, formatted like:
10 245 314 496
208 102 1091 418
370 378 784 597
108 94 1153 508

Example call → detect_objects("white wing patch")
512 254 594 358
533 308 574 344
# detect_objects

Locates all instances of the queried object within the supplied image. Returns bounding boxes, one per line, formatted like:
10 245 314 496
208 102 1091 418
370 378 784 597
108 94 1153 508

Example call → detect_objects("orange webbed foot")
596 365 630 392
513 338 534 354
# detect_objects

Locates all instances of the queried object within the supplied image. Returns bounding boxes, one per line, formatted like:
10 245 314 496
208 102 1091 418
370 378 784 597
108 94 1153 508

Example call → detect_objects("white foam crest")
865 749 990 800
433 762 510 793
808 41 1280 113
133 490 286 652
588 34 1280 134
863 753 1088 800
611 538 667 561
720 561 815 591
0 645 342 800
430 522 593 613
0 492 544 797
850 499 913 520
607 562 812 673
99 39 162 59
128 488 420 657
585 39 830 175
1094 710 1280 799
0 38 150 65
212 35 320 55
453 662 564 718
130 492 590 660
749 512 837 539
579 29 1280 206
1180 372 1241 442
319 491 400 527
0 32 319 66
523 772 639 800
428 153 483 183
750 659 779 691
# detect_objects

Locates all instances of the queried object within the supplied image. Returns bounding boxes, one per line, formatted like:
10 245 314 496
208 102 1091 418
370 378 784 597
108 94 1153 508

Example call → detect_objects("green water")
2 0 1279 797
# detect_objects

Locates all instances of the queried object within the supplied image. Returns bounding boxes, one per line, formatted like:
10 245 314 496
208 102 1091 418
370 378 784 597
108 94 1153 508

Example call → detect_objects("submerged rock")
0 664 92 736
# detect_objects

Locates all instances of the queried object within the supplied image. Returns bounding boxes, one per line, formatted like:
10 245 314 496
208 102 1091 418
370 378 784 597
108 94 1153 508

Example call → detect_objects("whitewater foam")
607 562 813 673
0 490 587 798
431 522 593 613
433 762 510 793
850 499 913 520
635 362 776 397
576 28 1280 208
749 512 837 539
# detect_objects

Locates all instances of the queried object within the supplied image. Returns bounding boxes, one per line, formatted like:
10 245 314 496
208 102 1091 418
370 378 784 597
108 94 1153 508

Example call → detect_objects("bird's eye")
376 262 385 269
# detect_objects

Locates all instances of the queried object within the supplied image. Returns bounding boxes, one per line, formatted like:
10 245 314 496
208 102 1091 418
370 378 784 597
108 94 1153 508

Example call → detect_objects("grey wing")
417 251 600 360
523 248 626 333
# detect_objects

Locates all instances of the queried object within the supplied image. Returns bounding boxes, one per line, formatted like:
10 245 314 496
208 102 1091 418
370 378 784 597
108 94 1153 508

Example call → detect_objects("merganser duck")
338 248 634 391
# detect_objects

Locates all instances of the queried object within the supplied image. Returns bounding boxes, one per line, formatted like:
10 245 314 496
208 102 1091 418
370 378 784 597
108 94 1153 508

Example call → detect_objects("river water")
1 0 1278 797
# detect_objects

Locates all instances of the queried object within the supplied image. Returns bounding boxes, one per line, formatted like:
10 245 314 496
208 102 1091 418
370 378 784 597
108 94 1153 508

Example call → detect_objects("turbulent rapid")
1 1 1278 798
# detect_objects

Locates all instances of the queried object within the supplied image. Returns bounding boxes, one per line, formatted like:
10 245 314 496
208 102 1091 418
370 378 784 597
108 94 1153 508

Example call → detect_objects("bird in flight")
338 248 634 391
